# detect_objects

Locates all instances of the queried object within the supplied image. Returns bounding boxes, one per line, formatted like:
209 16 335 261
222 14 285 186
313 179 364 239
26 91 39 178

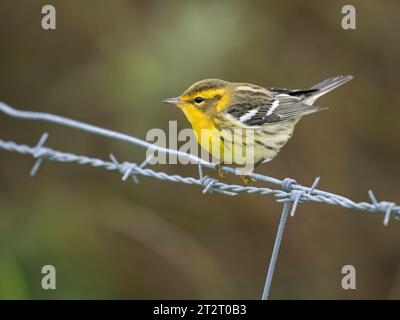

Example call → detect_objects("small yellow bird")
163 75 352 179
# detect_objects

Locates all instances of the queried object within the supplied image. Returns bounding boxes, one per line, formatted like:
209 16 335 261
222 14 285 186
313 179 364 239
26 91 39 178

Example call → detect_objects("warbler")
163 75 352 179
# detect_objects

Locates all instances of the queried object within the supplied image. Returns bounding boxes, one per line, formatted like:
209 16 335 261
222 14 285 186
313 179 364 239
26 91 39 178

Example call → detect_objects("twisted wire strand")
0 136 398 221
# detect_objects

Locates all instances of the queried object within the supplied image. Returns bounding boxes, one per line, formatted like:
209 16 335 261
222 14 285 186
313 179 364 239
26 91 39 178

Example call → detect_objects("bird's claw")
241 175 257 184
215 161 226 178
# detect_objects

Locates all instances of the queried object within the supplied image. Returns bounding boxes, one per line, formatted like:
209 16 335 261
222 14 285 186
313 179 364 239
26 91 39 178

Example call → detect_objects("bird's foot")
235 166 257 184
215 161 226 178
241 175 257 184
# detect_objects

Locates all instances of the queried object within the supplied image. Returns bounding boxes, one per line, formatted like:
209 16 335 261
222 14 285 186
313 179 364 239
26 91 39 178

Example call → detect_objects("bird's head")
163 79 231 114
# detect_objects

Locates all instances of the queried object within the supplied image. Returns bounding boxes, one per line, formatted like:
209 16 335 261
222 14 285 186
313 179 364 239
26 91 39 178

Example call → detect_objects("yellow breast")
180 105 225 160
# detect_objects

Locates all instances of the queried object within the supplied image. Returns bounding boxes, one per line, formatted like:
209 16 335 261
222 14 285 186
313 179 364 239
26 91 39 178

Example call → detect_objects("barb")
30 132 49 176
277 177 321 217
0 101 399 300
368 190 397 226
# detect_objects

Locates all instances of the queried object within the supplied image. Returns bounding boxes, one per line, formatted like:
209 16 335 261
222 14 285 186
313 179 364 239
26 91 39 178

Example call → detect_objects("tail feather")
305 75 353 104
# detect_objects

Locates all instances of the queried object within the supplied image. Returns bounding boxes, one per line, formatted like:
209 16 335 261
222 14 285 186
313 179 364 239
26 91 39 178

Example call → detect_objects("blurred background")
0 0 399 299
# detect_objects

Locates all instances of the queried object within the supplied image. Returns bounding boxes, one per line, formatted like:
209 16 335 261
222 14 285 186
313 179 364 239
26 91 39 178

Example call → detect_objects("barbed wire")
0 101 398 299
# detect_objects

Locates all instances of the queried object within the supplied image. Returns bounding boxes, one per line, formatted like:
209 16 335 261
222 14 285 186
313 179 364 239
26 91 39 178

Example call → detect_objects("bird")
163 75 353 181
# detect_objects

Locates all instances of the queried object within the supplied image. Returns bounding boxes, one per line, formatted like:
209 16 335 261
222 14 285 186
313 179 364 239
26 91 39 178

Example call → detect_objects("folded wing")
226 94 324 126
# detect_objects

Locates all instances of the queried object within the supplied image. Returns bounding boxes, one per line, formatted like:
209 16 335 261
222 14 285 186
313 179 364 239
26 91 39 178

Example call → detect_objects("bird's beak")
162 97 182 105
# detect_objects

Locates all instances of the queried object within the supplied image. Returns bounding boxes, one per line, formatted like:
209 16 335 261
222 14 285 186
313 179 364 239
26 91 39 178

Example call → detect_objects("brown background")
0 0 399 299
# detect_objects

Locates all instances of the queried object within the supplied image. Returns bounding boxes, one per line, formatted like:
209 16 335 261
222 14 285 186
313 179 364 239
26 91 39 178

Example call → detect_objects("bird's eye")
194 96 204 104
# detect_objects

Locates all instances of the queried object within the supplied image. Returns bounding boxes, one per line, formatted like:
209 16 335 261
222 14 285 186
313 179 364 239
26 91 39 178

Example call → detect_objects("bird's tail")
304 75 353 104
